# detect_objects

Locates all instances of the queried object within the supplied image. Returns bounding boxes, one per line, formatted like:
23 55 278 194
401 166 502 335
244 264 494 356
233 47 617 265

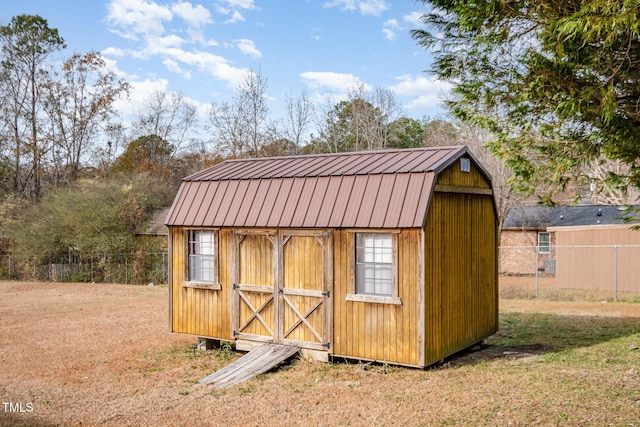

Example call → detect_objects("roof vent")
460 158 470 173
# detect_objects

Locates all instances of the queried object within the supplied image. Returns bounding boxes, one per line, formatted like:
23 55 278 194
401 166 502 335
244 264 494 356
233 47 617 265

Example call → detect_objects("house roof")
136 207 170 236
502 205 637 230
165 146 487 229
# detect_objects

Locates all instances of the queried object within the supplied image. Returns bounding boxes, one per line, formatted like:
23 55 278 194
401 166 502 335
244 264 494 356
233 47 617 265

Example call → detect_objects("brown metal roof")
165 146 483 229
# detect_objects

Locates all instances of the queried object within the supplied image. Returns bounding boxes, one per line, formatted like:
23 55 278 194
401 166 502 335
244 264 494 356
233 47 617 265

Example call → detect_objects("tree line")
5 1 640 281
0 14 503 281
0 14 468 203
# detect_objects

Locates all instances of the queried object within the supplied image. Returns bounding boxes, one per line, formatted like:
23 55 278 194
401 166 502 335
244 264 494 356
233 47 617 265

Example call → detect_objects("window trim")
183 228 221 290
537 231 551 254
346 230 402 305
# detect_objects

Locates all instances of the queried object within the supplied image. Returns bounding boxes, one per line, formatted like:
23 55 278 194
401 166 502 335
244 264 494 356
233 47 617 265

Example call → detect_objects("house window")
185 230 219 288
347 232 401 305
538 232 550 254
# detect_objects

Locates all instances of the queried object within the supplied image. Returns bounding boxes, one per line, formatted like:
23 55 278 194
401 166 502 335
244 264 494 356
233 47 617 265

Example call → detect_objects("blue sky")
1 0 449 125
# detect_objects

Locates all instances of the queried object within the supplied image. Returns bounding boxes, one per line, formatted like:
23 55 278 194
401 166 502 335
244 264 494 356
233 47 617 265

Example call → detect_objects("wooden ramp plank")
199 343 299 388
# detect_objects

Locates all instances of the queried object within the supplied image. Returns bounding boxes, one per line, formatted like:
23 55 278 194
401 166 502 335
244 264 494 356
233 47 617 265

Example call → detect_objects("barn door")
279 231 332 351
232 231 277 342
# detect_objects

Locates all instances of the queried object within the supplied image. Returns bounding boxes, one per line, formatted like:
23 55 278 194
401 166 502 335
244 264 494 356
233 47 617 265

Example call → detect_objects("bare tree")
132 91 198 166
207 99 247 158
346 85 402 150
583 158 640 205
284 89 314 153
42 51 129 182
313 84 403 153
93 122 127 176
208 67 277 158
238 68 271 157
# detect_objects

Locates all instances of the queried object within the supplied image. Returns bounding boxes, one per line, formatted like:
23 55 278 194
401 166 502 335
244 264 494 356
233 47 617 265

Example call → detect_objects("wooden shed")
165 146 498 367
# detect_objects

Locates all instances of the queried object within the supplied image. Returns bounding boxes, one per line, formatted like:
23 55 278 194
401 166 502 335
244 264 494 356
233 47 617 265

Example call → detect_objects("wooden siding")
435 156 492 189
281 234 327 346
332 228 423 366
424 163 498 364
170 228 233 339
234 233 276 338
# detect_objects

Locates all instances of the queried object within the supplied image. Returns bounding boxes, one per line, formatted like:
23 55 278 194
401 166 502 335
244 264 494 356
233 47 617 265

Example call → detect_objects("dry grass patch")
1 281 639 426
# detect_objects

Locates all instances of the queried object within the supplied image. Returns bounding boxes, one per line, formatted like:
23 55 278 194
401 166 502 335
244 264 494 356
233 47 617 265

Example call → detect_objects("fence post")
535 246 539 298
613 245 618 303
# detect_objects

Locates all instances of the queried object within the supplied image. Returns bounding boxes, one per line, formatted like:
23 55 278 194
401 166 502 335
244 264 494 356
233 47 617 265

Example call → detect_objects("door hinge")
233 283 238 290
322 290 331 298
322 342 330 349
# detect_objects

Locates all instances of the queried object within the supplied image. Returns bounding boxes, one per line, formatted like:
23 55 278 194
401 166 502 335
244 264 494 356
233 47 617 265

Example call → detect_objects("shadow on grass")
0 414 56 427
445 312 640 367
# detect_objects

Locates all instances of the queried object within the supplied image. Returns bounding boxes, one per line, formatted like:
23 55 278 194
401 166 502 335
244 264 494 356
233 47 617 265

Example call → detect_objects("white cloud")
324 0 356 12
114 77 170 116
235 39 262 58
301 71 371 92
220 0 256 9
104 0 246 88
214 0 256 24
171 2 212 28
404 11 424 27
148 34 186 51
163 58 191 78
102 46 126 57
389 74 452 112
100 56 131 80
324 0 388 16
358 0 388 16
163 48 250 87
382 18 400 41
224 10 245 24
106 0 172 38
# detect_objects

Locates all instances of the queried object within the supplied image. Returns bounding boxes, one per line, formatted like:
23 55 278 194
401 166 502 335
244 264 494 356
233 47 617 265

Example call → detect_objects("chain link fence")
3 246 640 301
499 245 640 301
0 252 168 285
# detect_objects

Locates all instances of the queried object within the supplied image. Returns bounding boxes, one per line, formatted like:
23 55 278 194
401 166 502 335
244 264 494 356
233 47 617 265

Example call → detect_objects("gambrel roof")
165 146 489 229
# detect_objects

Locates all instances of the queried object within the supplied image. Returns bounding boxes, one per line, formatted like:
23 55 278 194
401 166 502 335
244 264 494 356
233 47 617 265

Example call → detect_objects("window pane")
374 265 392 296
355 233 393 296
538 232 550 253
188 230 215 282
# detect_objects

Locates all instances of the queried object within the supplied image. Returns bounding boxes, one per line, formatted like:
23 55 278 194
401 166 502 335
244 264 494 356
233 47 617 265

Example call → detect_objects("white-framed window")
356 233 393 296
538 232 550 254
187 230 217 285
347 231 401 305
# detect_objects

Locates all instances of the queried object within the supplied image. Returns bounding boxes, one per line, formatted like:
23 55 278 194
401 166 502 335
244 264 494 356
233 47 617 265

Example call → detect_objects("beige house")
500 205 638 281
549 224 640 292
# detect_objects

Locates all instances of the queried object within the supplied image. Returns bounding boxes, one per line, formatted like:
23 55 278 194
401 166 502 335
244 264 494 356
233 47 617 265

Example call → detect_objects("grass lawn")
1 281 639 426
